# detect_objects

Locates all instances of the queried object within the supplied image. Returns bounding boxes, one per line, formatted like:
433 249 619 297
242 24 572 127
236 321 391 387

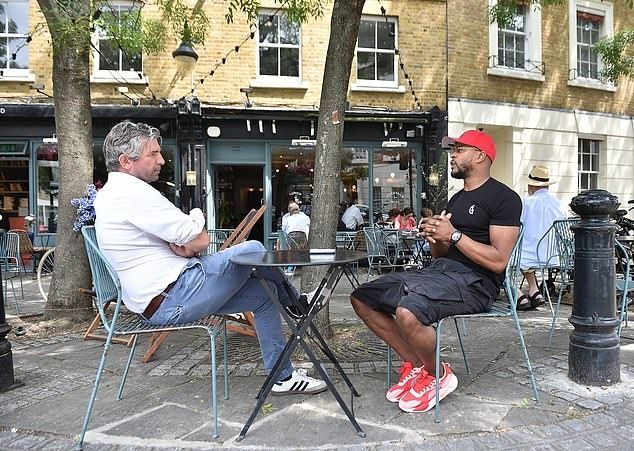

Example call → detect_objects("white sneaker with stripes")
271 369 327 395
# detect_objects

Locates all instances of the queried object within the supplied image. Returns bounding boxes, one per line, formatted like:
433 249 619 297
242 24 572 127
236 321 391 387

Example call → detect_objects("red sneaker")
398 362 458 413
386 361 425 402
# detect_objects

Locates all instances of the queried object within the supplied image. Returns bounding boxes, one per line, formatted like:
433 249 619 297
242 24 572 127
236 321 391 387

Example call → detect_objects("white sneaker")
271 369 327 395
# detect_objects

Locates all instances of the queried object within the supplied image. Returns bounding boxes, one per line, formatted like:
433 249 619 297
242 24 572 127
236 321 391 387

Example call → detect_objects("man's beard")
451 165 469 180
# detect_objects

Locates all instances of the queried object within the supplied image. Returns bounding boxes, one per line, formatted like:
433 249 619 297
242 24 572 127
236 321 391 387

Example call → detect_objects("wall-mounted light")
382 138 408 148
291 136 316 146
389 172 396 179
240 87 253 108
374 177 380 184
185 170 197 186
172 21 198 74
428 170 440 187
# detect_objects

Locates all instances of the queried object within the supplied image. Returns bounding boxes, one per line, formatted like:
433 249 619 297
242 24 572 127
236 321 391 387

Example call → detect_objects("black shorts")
351 258 495 326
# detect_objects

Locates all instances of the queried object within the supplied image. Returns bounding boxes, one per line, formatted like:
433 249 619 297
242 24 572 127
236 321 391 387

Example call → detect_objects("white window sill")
350 83 405 93
0 72 36 82
91 73 148 84
487 67 544 82
249 79 308 90
567 78 616 92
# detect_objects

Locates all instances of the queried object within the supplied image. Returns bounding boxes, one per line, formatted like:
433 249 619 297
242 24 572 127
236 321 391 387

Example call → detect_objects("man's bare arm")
170 229 210 258
424 213 519 273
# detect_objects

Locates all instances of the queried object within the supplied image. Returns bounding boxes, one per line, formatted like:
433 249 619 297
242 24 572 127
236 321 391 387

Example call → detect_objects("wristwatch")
450 229 463 244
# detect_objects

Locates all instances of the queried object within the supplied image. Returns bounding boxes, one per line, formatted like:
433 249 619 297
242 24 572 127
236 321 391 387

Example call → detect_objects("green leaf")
595 30 634 83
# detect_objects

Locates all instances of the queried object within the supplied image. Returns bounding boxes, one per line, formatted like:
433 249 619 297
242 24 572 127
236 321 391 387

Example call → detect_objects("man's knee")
240 240 266 253
395 306 421 328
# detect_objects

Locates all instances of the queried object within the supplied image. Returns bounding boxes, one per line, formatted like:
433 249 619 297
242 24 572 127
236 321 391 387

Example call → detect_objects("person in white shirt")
93 121 325 395
516 164 567 310
281 202 310 249
341 201 364 231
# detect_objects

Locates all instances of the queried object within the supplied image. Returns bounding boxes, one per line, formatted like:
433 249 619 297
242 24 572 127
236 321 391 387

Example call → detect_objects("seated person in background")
394 207 417 230
341 200 364 231
386 208 400 227
94 120 326 396
516 164 567 311
337 201 349 231
350 129 521 413
281 202 310 250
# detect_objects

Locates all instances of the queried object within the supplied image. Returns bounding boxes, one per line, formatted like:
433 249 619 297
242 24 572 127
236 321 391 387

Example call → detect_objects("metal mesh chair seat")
77 226 229 450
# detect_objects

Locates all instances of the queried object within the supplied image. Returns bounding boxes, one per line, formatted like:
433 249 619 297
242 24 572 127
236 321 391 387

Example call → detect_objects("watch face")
451 230 462 243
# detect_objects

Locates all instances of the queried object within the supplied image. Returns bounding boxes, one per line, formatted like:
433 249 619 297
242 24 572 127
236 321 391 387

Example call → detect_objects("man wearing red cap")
350 129 521 413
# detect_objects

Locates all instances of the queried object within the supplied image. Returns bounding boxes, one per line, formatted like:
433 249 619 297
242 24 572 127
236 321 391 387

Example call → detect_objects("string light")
377 0 423 110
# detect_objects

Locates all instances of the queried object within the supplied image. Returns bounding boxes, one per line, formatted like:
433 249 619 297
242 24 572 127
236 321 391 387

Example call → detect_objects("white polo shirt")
94 172 205 314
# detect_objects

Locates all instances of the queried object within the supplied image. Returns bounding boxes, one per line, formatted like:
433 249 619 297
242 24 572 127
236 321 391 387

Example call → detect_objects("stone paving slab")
3 271 634 449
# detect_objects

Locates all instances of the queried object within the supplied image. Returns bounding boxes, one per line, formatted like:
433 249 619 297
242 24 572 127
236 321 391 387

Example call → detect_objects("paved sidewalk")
1 271 634 450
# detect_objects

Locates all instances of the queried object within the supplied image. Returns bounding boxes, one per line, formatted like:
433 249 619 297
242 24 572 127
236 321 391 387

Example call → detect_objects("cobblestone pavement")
1 271 634 449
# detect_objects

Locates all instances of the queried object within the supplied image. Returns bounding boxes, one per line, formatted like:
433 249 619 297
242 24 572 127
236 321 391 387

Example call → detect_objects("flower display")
71 184 97 232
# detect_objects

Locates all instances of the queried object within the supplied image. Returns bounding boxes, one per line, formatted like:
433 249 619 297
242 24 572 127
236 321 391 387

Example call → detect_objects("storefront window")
271 145 373 231
92 142 177 204
372 148 417 218
35 143 59 233
271 145 314 231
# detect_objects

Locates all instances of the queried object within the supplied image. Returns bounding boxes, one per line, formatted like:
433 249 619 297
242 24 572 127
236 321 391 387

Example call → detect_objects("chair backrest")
9 229 36 255
615 240 633 293
82 226 121 332
2 232 21 272
207 229 233 254
218 204 267 251
364 227 393 258
552 218 579 271
277 230 290 250
503 224 525 310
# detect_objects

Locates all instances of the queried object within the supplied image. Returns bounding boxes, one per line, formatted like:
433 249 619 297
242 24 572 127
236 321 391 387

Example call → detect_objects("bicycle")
37 247 55 301
612 199 634 237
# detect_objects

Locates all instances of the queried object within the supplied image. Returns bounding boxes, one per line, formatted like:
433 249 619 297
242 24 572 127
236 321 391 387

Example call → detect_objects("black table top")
230 249 367 267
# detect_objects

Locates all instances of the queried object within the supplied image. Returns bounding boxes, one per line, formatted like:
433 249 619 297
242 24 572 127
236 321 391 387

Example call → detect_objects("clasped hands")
417 210 454 244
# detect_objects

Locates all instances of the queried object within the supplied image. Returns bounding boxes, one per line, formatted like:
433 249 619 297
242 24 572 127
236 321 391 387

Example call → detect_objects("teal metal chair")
545 218 579 349
363 227 398 281
207 228 234 254
1 231 23 314
386 225 540 422
76 226 229 450
615 239 634 336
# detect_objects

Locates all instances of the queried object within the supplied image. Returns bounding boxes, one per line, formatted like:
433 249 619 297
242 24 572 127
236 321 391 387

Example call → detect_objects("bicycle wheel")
37 247 55 301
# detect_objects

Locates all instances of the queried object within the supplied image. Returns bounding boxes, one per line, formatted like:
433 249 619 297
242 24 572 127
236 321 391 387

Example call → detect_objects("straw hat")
526 165 557 187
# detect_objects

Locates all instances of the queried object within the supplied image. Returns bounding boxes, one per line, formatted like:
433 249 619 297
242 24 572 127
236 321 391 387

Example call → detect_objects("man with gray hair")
94 121 326 396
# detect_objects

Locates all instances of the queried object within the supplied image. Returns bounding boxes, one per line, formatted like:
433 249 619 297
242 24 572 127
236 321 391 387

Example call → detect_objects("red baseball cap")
441 130 496 162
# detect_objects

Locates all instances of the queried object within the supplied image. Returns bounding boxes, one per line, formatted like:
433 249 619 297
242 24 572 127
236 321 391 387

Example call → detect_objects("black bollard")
568 189 620 386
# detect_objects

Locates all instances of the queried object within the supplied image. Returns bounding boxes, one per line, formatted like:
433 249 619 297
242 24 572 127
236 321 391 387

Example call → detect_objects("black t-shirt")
445 177 522 294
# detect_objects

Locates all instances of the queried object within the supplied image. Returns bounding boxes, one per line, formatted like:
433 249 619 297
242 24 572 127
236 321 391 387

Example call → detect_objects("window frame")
567 0 615 91
354 15 399 89
577 137 601 192
0 0 34 81
90 0 146 84
487 0 544 82
255 10 303 87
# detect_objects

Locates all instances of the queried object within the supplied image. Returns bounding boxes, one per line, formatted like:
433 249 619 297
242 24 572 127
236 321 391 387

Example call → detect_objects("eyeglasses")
448 146 480 155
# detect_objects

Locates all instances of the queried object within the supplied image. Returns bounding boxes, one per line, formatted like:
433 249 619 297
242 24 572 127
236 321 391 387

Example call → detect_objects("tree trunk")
305 0 366 337
39 0 94 321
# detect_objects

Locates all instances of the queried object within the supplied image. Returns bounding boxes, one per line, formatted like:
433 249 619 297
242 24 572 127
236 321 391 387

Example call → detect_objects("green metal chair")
386 225 540 422
76 226 229 450
615 239 634 336
545 218 579 349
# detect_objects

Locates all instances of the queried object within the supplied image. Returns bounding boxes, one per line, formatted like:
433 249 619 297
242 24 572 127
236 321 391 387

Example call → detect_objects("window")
578 138 600 192
487 0 543 81
257 12 300 81
568 0 614 90
356 16 398 87
497 5 526 69
92 1 144 82
0 0 32 80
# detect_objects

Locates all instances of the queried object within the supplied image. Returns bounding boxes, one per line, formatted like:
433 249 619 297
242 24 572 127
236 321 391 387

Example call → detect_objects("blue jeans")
149 240 294 379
